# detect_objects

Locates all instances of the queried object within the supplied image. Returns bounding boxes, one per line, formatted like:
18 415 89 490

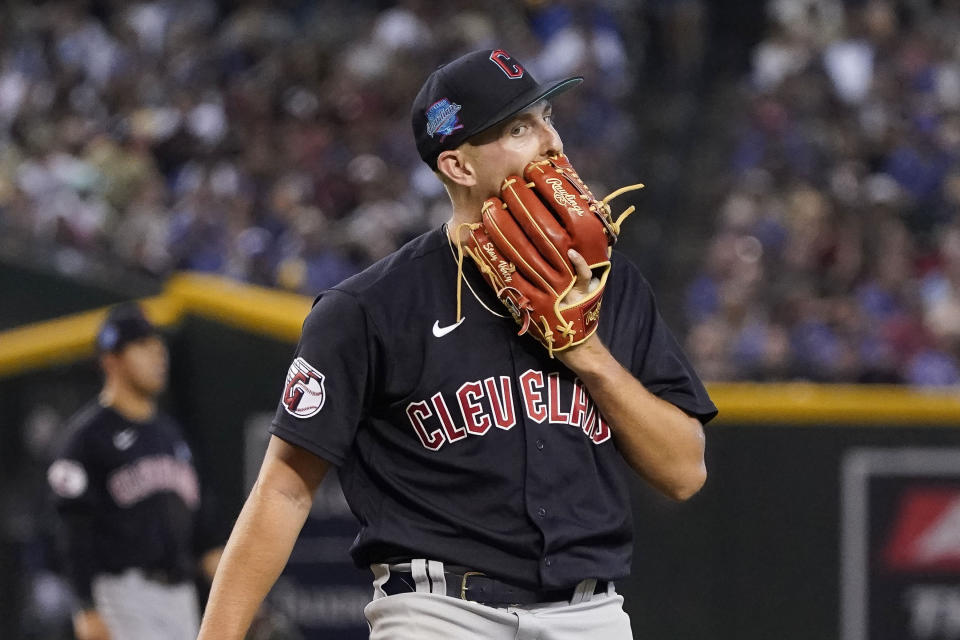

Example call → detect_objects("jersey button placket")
510 340 559 585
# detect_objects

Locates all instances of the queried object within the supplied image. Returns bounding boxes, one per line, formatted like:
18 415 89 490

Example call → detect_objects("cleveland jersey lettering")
404 369 610 451
107 454 200 508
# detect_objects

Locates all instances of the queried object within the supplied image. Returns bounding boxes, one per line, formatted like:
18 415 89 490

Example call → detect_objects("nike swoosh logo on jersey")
432 317 465 337
113 428 137 451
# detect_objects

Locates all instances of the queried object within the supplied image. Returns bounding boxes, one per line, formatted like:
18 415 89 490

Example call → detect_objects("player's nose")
539 121 563 158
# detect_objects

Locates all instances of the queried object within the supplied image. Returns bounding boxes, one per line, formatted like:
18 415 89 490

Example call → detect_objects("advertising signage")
842 448 960 640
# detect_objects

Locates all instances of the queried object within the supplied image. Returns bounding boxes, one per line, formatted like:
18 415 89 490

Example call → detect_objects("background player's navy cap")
96 302 158 353
411 49 582 169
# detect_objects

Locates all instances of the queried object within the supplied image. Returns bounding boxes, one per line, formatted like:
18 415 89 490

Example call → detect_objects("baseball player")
199 48 716 639
47 303 222 640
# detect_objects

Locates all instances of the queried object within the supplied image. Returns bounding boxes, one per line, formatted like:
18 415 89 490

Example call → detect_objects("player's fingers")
568 249 591 290
564 249 595 306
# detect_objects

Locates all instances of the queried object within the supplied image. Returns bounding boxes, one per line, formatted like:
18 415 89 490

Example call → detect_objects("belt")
381 567 608 605
101 568 186 585
143 568 186 585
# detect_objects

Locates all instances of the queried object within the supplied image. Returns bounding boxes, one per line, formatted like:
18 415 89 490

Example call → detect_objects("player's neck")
448 186 485 222
445 215 470 247
446 204 484 247
99 383 157 423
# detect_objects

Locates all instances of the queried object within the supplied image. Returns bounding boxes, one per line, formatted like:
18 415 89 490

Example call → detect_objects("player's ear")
436 149 477 187
99 351 120 375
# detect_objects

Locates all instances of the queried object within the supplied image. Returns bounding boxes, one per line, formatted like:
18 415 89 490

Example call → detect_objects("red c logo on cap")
490 49 524 79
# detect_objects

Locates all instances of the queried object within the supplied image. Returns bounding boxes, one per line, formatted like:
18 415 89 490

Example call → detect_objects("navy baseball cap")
411 49 583 168
96 302 158 353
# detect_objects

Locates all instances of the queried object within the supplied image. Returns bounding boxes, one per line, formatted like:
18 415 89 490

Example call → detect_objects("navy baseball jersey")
270 226 717 590
48 402 203 603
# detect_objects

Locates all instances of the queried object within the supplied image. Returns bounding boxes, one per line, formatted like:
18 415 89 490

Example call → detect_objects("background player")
199 48 717 639
47 303 222 640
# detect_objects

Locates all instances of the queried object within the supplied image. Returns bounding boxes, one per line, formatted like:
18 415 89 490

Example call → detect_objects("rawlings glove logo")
546 177 584 216
282 357 326 418
584 300 602 326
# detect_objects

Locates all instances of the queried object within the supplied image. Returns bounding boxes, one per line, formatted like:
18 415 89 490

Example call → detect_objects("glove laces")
546 155 643 244
450 221 486 325
595 183 644 243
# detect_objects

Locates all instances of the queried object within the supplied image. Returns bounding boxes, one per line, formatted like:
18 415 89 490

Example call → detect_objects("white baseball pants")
91 568 199 640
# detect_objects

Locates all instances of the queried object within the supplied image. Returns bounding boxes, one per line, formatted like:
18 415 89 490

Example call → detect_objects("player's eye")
510 124 527 136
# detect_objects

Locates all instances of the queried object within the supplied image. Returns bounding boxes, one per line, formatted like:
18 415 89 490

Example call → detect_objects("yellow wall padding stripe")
0 272 311 378
707 382 960 425
0 295 183 378
163 272 311 342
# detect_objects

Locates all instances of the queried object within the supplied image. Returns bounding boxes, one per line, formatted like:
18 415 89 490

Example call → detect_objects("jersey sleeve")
270 289 375 466
617 260 718 424
47 428 98 606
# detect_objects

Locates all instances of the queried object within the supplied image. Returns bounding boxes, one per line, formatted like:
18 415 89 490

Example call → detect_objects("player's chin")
138 375 168 396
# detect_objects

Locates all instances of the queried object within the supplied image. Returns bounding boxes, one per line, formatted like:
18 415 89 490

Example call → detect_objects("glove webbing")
539 158 644 243
597 184 644 242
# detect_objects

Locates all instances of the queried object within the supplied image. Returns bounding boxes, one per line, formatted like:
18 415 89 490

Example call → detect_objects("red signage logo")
883 487 960 572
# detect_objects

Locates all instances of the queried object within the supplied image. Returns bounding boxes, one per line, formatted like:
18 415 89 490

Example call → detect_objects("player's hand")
557 249 611 370
73 609 111 640
561 249 600 307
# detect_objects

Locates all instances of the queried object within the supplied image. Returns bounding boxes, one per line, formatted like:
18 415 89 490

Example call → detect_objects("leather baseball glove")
460 154 643 357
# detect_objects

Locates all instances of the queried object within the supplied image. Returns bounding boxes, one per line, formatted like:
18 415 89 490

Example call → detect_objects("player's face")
464 100 563 199
115 336 169 397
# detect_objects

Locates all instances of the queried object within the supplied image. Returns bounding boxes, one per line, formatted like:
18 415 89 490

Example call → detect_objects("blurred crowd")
0 0 638 294
5 0 960 386
685 0 960 385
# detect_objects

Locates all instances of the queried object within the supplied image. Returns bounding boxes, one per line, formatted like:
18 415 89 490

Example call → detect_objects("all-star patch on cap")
96 302 159 353
411 49 582 168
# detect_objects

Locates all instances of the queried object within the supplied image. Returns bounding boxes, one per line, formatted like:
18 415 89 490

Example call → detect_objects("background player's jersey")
48 402 201 604
271 226 717 590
